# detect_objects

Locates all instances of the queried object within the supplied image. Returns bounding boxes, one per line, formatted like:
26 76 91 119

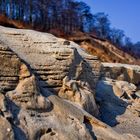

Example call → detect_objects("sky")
85 0 140 43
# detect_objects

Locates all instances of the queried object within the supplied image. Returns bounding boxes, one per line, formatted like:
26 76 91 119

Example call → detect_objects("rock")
0 26 139 140
135 90 140 98
19 63 31 80
0 116 14 140
0 43 31 92
101 63 140 85
8 76 52 111
0 91 13 119
96 78 137 101
0 25 101 94
113 80 136 100
63 40 70 45
96 79 128 126
0 92 7 113
59 76 99 116
96 78 140 137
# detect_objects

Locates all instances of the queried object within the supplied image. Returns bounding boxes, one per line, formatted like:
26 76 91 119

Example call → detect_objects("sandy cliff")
0 26 140 140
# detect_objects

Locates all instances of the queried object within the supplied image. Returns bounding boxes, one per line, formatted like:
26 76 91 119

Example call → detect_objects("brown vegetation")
68 33 140 65
0 14 31 29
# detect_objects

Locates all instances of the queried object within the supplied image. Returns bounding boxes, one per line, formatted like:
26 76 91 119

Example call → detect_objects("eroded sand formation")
0 26 140 140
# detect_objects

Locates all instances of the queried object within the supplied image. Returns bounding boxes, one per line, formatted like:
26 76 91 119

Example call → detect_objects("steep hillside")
0 15 139 65
68 33 140 65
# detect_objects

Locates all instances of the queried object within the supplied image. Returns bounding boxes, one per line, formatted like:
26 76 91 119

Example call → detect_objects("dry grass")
69 34 140 65
0 14 32 29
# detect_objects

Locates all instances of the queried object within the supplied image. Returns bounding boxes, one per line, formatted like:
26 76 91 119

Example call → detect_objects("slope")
68 33 140 65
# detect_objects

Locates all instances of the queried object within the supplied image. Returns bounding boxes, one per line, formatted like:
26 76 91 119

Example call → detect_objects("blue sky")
85 0 140 43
